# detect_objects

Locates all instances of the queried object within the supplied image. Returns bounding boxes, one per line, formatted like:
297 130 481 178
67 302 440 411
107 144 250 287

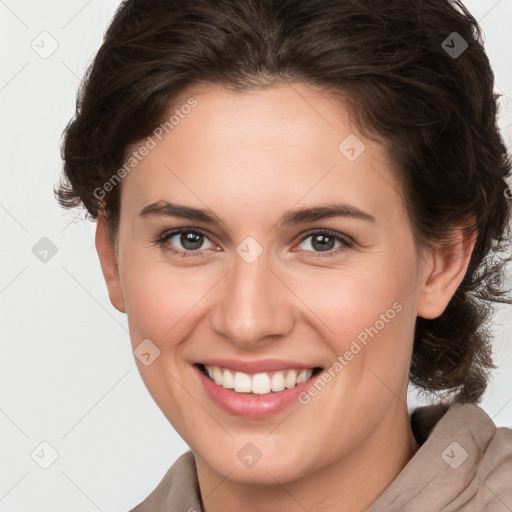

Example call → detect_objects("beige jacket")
130 402 512 511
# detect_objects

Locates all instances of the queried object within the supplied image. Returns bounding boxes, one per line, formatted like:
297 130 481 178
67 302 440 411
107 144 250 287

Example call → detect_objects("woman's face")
99 82 435 484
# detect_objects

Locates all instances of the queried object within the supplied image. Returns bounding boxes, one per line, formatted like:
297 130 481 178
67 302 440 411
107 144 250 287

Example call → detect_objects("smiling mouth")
197 363 323 395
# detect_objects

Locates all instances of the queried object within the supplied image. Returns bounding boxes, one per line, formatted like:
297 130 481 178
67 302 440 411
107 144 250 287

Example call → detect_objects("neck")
195 403 419 512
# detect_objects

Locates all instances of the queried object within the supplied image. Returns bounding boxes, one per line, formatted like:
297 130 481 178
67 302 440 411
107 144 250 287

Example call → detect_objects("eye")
158 228 216 257
296 229 352 255
157 227 353 259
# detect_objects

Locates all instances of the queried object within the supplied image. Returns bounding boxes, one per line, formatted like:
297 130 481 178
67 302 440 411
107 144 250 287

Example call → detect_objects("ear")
95 212 126 313
416 229 477 320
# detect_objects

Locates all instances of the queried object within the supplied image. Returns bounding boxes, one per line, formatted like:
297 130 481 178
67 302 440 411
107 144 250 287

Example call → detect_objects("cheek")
289 250 418 391
120 253 217 344
298 262 414 340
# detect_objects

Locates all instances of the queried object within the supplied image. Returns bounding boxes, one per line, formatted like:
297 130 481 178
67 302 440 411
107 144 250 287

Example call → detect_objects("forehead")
120 83 403 223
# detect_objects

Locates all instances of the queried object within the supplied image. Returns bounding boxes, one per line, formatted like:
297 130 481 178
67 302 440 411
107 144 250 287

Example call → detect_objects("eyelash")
156 227 354 259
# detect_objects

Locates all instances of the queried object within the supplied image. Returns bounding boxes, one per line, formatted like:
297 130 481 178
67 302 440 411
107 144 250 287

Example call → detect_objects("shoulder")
425 402 512 511
369 401 512 511
129 451 202 512
474 414 512 511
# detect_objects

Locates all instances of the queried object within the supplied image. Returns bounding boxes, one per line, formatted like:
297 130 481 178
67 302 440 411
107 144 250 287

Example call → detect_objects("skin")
95 82 476 511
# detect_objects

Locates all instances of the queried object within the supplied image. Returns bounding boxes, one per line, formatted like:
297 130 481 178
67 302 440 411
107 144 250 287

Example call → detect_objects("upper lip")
196 358 321 374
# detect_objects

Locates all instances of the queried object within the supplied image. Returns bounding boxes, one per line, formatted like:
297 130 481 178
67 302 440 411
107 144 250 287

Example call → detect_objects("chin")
194 439 317 485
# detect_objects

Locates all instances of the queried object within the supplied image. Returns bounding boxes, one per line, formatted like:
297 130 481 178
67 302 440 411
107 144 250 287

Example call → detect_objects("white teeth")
252 373 271 394
222 368 234 389
270 372 285 392
213 366 223 385
296 369 310 384
233 372 252 392
285 370 297 389
203 365 314 395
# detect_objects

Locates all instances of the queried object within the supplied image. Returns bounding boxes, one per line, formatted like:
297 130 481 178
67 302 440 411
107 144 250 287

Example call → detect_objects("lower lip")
194 365 319 419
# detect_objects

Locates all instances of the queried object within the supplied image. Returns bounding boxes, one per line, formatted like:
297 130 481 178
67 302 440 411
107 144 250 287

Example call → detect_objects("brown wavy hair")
55 0 512 403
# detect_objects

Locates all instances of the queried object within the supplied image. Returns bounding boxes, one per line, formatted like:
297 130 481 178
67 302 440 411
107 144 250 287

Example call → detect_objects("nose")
210 252 295 348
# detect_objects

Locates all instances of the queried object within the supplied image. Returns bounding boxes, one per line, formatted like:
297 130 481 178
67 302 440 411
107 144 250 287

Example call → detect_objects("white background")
1 1 511 510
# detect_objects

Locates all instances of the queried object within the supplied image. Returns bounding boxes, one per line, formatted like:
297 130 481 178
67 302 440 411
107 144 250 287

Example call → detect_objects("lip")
193 363 322 419
196 358 318 374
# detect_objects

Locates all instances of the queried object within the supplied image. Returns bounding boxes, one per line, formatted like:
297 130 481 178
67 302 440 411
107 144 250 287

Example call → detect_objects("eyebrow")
139 200 376 229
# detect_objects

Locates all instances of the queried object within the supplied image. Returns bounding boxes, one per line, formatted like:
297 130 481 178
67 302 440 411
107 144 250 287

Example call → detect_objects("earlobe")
95 213 126 313
417 230 477 320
